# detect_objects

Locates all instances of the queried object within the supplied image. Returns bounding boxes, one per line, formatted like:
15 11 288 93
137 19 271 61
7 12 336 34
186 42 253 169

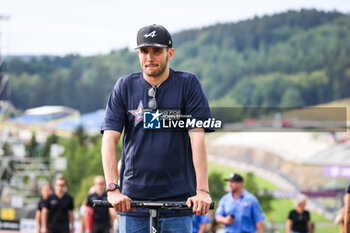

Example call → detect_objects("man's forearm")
101 131 121 185
69 211 74 230
198 223 207 233
189 128 209 191
285 219 292 233
345 193 350 233
215 216 227 225
307 221 313 233
35 210 40 232
41 208 48 229
256 221 264 233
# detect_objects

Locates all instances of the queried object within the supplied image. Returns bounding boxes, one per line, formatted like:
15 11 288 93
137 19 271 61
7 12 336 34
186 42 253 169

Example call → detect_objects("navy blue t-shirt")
101 68 212 217
43 193 74 231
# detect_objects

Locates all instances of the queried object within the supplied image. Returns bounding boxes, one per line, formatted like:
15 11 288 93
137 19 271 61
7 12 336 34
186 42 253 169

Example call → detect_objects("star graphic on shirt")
129 100 144 126
151 110 162 122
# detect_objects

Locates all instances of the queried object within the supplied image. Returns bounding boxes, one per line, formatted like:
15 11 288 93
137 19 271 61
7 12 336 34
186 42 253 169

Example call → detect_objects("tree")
2 142 13 156
74 125 89 146
26 133 38 157
208 172 226 206
40 133 58 158
280 88 305 107
244 172 274 214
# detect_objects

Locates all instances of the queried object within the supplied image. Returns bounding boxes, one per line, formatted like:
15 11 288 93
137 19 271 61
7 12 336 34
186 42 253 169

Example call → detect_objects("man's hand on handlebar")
186 190 212 216
107 189 131 212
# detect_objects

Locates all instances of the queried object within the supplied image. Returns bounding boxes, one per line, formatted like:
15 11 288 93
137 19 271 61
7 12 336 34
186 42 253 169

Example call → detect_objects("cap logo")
144 31 157 38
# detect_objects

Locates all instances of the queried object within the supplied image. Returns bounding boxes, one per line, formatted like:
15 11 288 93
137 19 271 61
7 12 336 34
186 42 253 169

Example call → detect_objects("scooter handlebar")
93 200 214 210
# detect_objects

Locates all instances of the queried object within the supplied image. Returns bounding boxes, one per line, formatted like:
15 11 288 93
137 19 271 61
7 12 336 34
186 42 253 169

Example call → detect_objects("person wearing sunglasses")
101 24 214 233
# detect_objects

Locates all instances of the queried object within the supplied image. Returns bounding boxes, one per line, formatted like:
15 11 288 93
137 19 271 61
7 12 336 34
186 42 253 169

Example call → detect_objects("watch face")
108 183 116 190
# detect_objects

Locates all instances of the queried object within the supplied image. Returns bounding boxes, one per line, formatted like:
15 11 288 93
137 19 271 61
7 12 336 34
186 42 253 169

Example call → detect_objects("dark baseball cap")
224 173 244 182
136 24 173 49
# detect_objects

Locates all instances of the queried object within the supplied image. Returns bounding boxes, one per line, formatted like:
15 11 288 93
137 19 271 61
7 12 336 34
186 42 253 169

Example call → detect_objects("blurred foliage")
26 133 38 157
208 171 226 208
244 172 274 214
2 142 13 156
57 127 122 207
40 133 58 158
4 10 350 113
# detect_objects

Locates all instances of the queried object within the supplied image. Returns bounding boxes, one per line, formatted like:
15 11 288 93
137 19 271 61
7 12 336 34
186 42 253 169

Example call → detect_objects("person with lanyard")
344 182 350 233
192 213 211 233
285 194 312 233
101 24 214 233
86 176 115 233
35 183 52 233
215 173 265 233
41 177 75 233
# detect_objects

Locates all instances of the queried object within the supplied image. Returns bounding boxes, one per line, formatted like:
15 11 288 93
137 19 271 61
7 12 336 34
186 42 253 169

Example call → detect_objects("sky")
0 0 349 56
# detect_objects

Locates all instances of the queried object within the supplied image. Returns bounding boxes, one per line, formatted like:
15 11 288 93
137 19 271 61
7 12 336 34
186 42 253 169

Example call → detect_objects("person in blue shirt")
101 24 214 233
193 213 211 233
215 173 265 233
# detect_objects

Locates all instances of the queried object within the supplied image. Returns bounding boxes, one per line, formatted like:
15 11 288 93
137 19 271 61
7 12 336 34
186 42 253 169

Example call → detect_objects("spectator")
215 173 265 233
35 183 52 233
193 213 211 233
79 200 88 233
208 218 219 233
41 177 74 233
86 176 115 233
344 182 350 233
285 194 312 233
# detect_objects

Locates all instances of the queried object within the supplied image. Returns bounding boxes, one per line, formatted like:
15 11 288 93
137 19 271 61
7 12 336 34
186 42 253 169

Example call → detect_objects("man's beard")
231 187 239 193
143 54 168 77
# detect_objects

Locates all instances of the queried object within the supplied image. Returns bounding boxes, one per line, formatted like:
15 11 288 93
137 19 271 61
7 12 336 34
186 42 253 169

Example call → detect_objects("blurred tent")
9 105 79 124
52 109 105 134
1 105 105 139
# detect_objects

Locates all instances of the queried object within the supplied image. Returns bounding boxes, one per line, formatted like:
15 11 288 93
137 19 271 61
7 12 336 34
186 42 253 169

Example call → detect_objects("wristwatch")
106 183 120 192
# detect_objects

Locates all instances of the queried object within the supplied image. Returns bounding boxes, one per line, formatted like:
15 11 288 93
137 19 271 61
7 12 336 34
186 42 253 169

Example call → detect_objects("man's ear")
168 48 175 61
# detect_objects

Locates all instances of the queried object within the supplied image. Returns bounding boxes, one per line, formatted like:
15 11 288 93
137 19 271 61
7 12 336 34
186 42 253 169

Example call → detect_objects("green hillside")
4 9 350 113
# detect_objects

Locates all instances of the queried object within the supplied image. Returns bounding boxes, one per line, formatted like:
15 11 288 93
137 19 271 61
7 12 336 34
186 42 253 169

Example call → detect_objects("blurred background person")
35 183 52 233
334 194 345 233
208 218 219 233
79 199 89 233
193 213 211 233
86 176 115 233
285 194 312 233
41 177 75 233
215 173 265 233
345 182 350 233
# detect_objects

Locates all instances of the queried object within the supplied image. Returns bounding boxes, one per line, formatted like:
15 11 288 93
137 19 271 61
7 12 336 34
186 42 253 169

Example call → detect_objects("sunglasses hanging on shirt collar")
148 86 158 110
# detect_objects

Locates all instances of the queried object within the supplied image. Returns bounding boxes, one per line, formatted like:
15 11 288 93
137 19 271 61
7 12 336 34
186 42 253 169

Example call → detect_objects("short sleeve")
101 78 127 134
305 211 310 222
251 199 265 223
185 76 214 132
200 213 211 224
37 199 43 211
288 210 294 220
43 196 51 209
347 182 350 193
69 196 74 210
